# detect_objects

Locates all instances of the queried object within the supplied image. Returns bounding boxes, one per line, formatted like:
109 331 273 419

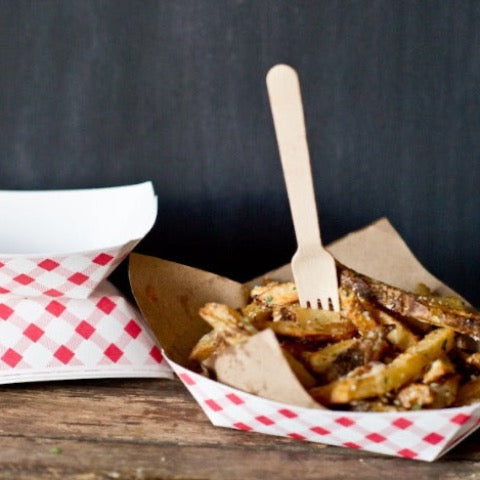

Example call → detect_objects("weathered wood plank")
0 433 478 480
0 378 477 479
0 379 261 445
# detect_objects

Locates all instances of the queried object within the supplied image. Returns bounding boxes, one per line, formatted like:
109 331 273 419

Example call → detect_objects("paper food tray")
0 280 172 383
0 181 158 298
129 218 480 462
0 182 172 383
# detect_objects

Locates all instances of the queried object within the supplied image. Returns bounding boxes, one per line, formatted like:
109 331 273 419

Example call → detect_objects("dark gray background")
1 1 479 304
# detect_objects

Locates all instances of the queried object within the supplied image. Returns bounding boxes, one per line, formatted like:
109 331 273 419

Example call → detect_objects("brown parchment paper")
129 218 460 408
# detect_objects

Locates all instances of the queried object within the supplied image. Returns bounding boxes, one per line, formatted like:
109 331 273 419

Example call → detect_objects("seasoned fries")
189 266 480 411
310 328 455 404
269 307 355 340
190 303 257 362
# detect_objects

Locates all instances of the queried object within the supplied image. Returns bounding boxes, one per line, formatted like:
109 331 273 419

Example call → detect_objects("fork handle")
266 64 322 248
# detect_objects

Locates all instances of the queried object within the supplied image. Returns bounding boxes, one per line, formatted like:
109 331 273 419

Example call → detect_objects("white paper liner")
0 182 157 298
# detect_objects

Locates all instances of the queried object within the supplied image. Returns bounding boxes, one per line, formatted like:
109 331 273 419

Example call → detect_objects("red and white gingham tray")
0 182 172 383
0 281 172 383
0 243 135 299
168 358 480 462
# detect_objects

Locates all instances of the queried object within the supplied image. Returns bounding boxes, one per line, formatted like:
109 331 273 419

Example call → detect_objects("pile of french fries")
190 265 480 411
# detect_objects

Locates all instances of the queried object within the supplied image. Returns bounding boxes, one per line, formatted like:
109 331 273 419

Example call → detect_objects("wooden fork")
266 64 340 311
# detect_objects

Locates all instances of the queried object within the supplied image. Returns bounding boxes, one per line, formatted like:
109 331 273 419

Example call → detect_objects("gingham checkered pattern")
0 280 172 383
0 240 138 299
169 359 480 462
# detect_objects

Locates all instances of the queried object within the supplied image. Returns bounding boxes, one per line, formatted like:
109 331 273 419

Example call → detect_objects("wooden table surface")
0 377 478 480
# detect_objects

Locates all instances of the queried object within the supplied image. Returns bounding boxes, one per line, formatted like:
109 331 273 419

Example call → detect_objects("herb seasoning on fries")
189 265 480 411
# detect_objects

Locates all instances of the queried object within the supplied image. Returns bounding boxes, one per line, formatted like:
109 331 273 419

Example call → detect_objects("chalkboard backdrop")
1 1 479 305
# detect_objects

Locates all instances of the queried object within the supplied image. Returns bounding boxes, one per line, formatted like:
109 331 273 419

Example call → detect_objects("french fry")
191 303 258 364
423 356 455 384
251 281 298 306
341 267 480 338
465 352 480 371
241 302 272 330
414 283 433 296
423 294 470 311
429 375 460 408
269 306 355 340
341 281 418 350
455 376 480 406
303 338 358 374
396 383 434 409
339 287 377 336
304 328 388 383
395 375 459 409
456 334 480 353
376 310 418 351
199 302 257 339
189 330 226 362
269 320 355 340
310 328 455 405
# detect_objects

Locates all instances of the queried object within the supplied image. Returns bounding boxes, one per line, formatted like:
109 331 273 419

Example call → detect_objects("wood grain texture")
0 1 479 306
0 378 477 479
